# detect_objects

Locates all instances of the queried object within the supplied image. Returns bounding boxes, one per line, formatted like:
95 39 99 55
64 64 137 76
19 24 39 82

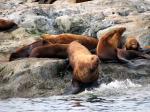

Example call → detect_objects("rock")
101 59 150 80
0 28 39 60
0 0 150 99
55 15 88 34
20 16 55 34
0 58 70 99
1 0 149 45
0 58 150 99
55 12 105 36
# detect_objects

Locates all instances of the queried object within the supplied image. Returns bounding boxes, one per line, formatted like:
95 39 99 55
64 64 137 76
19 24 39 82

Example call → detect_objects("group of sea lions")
1 19 150 94
9 33 100 94
96 28 150 68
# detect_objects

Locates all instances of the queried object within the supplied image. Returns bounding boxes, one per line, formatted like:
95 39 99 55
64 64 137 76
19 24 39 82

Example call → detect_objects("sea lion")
96 28 124 61
125 37 150 54
143 46 150 54
96 28 150 67
108 27 126 48
117 48 150 65
67 41 100 94
9 39 49 61
29 44 68 59
76 0 92 3
125 37 140 50
144 46 150 49
36 0 56 4
41 33 98 50
35 0 91 3
67 0 92 3
0 19 17 31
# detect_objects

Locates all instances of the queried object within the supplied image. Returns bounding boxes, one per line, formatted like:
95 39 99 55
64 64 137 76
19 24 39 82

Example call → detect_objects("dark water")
0 79 150 112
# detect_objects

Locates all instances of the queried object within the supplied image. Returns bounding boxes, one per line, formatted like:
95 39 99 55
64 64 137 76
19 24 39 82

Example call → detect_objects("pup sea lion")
67 41 100 94
125 37 140 50
0 19 17 31
9 39 49 61
125 37 150 54
41 33 98 50
29 44 68 58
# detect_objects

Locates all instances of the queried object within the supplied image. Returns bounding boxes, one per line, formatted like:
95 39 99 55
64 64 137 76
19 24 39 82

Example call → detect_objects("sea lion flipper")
139 48 150 54
71 79 82 94
63 79 81 95
116 49 137 68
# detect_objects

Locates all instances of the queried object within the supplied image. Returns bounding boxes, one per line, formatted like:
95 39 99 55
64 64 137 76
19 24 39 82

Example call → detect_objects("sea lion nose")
91 55 100 68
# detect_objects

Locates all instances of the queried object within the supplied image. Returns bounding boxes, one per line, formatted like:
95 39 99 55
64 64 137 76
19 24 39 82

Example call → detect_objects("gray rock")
55 15 88 34
0 0 150 99
0 28 38 60
101 59 150 80
1 0 149 44
0 58 70 99
0 58 150 99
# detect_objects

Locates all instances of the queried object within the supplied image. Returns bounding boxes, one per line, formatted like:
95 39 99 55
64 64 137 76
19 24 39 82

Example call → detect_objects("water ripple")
0 79 150 112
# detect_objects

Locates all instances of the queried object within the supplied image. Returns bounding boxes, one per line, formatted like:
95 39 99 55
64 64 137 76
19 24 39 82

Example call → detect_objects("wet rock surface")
0 58 70 99
0 0 150 99
0 58 150 99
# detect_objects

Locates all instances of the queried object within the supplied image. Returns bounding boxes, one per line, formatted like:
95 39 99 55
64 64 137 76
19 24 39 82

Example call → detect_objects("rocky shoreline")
0 57 150 99
0 0 150 99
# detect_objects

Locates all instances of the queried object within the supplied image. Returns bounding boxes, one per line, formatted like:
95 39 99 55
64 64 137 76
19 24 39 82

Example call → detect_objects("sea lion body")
41 33 98 50
96 28 126 61
108 27 126 48
125 37 150 54
9 39 49 61
67 41 99 94
35 0 91 4
125 37 140 50
29 44 68 59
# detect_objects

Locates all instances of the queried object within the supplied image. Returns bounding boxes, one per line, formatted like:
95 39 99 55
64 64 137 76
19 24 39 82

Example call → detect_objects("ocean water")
0 79 150 112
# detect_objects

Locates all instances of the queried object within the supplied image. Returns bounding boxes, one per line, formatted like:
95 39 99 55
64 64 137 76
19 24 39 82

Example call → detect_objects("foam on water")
80 79 142 97
0 79 150 112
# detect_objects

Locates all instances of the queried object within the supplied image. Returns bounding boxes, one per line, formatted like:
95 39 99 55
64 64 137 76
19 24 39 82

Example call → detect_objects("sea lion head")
9 52 21 61
125 37 140 50
0 19 17 31
74 55 100 83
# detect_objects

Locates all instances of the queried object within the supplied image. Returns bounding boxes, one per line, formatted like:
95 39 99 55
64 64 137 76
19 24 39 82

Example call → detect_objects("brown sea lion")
67 0 92 3
0 19 17 31
125 37 140 50
144 46 150 49
41 33 98 50
96 28 150 67
9 39 49 61
96 28 125 61
125 37 150 54
108 27 126 48
29 44 68 59
36 0 56 4
67 41 100 94
35 0 91 4
76 0 92 3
